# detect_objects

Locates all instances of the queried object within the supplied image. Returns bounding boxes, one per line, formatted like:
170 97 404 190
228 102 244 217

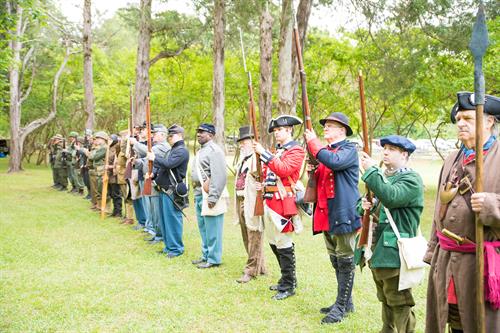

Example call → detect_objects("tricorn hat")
237 126 254 142
267 115 303 133
319 112 353 136
450 92 500 123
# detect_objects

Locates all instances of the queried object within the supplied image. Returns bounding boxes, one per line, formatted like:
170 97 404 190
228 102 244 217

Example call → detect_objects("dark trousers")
109 183 122 215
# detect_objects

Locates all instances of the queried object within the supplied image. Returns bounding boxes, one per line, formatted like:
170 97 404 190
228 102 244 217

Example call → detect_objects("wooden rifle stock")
238 27 264 216
100 140 111 219
293 22 317 203
143 95 153 196
357 70 372 248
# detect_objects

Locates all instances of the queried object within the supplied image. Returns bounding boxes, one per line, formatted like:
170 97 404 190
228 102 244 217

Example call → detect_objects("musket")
100 139 111 219
124 85 134 180
238 27 264 217
292 12 317 203
357 70 373 251
143 94 153 196
469 3 488 332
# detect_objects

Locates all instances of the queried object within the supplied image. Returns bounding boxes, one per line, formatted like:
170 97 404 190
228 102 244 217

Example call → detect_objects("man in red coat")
254 115 305 300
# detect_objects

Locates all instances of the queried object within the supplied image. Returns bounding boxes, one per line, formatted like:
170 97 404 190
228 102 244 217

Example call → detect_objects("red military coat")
313 146 336 233
261 140 305 232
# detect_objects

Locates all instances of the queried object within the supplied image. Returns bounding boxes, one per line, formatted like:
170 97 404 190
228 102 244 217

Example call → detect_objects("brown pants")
237 196 267 277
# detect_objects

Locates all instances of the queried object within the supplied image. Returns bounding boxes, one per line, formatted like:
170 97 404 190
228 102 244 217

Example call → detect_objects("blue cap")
197 123 216 135
380 135 416 154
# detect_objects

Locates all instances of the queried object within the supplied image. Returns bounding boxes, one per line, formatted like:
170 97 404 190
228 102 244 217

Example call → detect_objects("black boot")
269 244 282 291
320 255 355 314
321 256 355 324
272 245 296 300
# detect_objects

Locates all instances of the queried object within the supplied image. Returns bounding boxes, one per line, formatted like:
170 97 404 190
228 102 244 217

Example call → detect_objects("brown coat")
424 140 500 333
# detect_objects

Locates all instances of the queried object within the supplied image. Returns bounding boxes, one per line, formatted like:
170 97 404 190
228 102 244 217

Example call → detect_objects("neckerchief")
462 135 497 165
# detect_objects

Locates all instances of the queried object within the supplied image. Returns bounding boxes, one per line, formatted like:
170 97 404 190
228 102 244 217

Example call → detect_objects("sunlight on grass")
0 158 439 332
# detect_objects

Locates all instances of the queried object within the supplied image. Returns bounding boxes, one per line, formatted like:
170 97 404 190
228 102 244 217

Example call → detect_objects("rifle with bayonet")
238 27 264 217
357 70 373 252
124 85 134 180
100 139 111 219
293 15 317 203
142 94 153 196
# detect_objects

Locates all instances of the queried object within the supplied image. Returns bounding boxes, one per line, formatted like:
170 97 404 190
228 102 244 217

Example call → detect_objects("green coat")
88 145 107 176
53 144 68 169
361 166 424 269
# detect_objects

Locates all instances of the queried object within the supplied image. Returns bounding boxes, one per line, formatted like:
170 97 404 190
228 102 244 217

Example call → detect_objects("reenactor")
117 130 134 224
304 112 361 323
81 131 108 211
234 126 267 282
191 123 228 269
67 131 85 195
359 135 424 332
253 115 305 300
48 136 58 188
424 92 500 333
107 134 122 217
52 134 68 191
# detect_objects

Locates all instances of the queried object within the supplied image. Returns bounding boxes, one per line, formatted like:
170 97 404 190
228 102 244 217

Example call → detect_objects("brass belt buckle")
458 175 473 195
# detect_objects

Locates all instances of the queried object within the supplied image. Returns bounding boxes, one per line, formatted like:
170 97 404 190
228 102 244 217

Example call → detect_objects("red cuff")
307 138 324 158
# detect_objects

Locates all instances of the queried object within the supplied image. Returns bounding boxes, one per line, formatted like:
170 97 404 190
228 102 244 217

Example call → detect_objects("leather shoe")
191 258 207 265
236 274 254 283
269 284 279 291
148 239 161 245
166 253 181 259
272 290 295 300
197 262 220 269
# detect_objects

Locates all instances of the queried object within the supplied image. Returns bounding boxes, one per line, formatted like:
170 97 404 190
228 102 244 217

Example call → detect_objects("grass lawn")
0 157 442 332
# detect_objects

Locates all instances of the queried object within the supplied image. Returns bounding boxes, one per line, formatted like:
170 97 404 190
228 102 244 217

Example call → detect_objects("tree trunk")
259 6 273 148
134 0 152 125
277 0 293 115
291 0 313 112
8 3 24 172
83 0 95 130
212 0 225 151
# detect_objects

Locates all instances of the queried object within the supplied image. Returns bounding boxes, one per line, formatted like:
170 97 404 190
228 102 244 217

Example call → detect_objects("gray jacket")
191 140 227 203
134 140 171 196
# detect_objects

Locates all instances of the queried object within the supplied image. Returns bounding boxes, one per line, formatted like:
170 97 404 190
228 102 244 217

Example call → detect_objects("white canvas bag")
384 207 428 291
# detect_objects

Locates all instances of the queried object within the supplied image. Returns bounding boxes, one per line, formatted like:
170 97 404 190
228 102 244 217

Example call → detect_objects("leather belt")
265 185 292 193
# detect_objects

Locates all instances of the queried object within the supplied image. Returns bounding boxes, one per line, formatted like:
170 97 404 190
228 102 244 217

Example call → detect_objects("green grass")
0 158 441 332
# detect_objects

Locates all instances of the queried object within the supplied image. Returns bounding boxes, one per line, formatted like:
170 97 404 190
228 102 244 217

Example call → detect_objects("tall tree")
6 0 74 172
83 0 94 130
212 0 225 149
277 0 294 115
259 3 273 147
134 0 152 126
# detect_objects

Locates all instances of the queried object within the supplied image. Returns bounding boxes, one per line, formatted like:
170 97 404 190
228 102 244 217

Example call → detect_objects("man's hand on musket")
361 197 373 211
471 192 487 213
208 201 216 209
146 151 155 161
360 151 377 171
255 182 264 191
304 128 316 141
306 163 318 172
253 142 265 155
144 172 153 180
106 164 113 170
129 137 137 146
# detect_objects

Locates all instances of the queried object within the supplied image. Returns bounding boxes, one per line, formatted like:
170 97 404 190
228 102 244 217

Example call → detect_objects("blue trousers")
149 195 162 237
159 192 184 256
195 195 224 264
132 199 147 225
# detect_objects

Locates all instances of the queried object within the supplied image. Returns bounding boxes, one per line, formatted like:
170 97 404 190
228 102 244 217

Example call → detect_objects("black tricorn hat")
451 92 500 123
267 115 303 133
319 112 353 136
237 126 254 142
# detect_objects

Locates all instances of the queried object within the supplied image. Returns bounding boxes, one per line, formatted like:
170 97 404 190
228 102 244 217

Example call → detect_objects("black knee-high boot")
272 245 296 300
321 256 355 323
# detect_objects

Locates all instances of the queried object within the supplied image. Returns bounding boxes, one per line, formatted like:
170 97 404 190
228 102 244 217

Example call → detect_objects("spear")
469 3 489 332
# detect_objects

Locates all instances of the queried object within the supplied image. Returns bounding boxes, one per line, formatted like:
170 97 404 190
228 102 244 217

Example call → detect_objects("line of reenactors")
47 92 499 332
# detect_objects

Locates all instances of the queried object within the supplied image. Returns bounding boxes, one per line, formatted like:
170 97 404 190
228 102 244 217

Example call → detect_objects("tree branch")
20 40 72 141
149 43 191 66
19 56 35 105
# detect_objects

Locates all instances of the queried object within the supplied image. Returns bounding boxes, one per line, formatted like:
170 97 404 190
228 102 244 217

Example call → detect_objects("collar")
328 139 347 149
172 140 185 148
461 135 497 159
276 140 299 150
384 166 412 177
